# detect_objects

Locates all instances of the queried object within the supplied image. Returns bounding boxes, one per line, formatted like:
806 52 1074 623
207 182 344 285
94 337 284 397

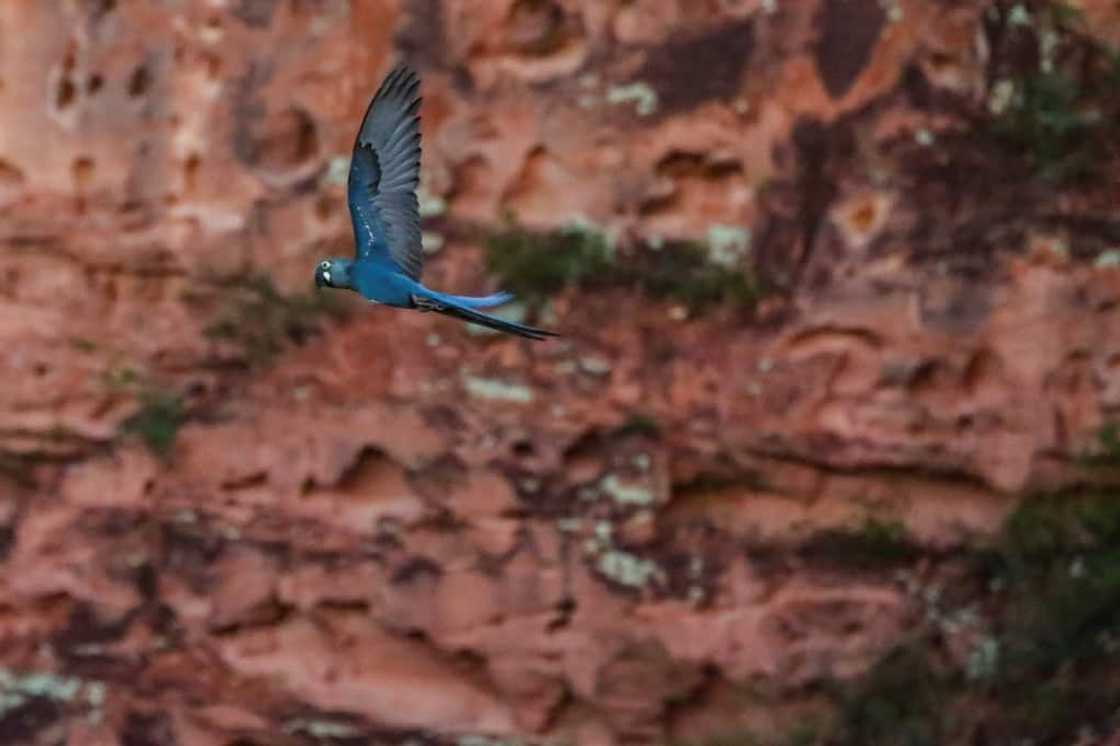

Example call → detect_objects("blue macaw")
314 65 558 341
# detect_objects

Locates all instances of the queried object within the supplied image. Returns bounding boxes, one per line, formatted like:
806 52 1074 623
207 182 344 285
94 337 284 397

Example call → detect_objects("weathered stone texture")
2 1 1120 744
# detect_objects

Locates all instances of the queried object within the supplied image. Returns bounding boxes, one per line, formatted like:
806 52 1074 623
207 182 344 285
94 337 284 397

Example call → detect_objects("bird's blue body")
314 65 556 341
346 161 410 306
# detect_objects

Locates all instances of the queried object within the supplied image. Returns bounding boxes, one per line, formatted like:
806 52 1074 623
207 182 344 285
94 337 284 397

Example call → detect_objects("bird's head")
314 258 351 290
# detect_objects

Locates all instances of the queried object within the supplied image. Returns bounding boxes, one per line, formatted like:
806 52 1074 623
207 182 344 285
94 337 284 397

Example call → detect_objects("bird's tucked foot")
412 294 444 312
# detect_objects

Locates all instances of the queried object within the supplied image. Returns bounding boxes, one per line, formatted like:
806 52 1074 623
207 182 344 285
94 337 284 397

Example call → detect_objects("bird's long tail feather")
420 295 558 341
439 304 558 341
444 291 515 310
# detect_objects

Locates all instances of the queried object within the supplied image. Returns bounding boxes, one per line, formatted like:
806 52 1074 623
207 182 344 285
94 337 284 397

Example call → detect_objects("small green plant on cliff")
981 487 1120 740
484 223 615 303
119 389 185 460
484 224 759 312
675 468 1120 744
200 272 346 366
102 366 186 460
988 2 1120 183
835 490 1120 742
992 69 1101 182
1080 420 1120 467
830 644 948 746
637 239 760 311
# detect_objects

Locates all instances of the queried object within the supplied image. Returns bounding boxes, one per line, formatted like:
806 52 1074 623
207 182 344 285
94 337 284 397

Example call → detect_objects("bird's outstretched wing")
348 65 424 280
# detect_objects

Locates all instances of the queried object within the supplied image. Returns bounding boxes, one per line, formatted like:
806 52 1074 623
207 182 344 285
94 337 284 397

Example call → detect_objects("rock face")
3 1 1120 744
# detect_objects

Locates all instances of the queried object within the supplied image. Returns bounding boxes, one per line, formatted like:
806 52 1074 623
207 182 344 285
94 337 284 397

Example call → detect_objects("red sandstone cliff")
2 1 1120 744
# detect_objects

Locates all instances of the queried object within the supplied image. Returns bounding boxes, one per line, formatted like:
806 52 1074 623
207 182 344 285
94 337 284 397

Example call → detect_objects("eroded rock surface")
3 1 1120 744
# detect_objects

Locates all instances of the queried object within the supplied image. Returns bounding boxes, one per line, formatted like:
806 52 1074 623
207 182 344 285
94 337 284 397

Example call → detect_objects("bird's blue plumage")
313 64 557 341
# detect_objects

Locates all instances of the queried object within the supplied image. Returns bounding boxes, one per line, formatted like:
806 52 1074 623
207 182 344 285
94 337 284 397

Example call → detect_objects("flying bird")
314 65 558 341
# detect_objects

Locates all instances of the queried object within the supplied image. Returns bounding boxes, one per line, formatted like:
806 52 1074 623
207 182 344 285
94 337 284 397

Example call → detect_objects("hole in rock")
0 159 25 187
72 157 95 189
183 152 200 192
90 0 116 20
204 53 222 80
56 77 77 110
239 107 320 172
127 65 151 98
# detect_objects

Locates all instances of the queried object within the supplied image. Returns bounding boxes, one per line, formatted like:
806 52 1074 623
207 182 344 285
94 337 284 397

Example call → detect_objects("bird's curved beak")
315 270 327 288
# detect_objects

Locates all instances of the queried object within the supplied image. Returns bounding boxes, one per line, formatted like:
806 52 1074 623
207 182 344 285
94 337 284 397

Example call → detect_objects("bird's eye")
320 261 330 270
